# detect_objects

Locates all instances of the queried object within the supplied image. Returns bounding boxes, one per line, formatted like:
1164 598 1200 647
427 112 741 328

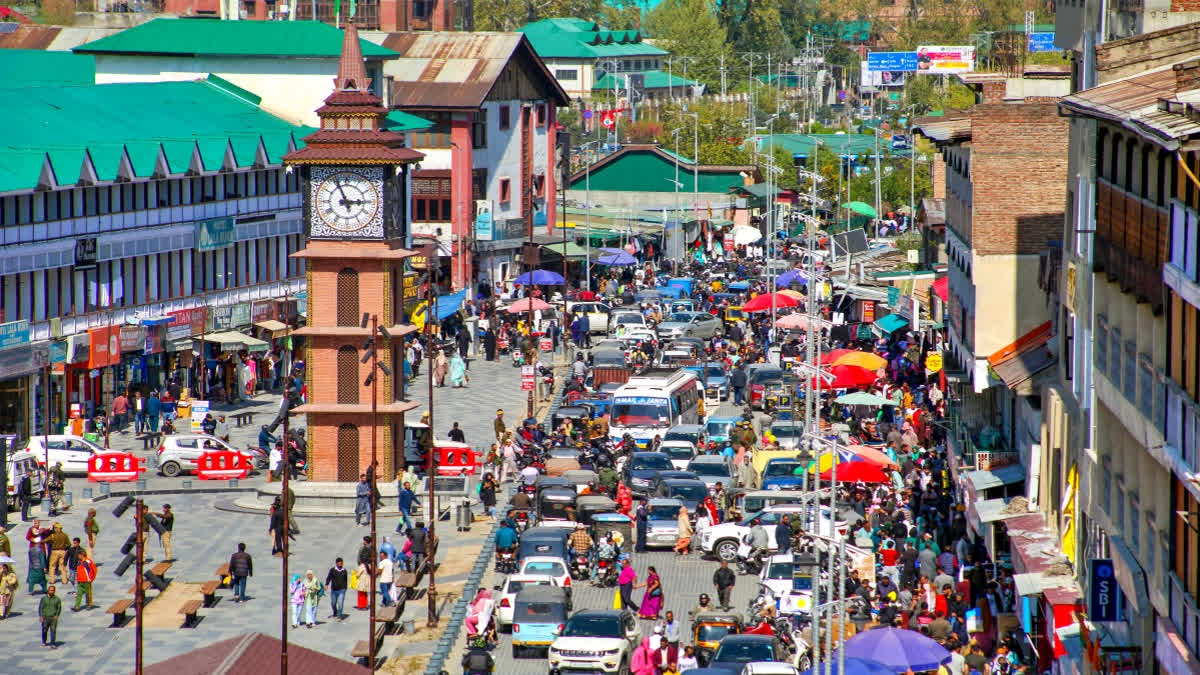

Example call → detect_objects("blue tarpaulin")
873 313 909 335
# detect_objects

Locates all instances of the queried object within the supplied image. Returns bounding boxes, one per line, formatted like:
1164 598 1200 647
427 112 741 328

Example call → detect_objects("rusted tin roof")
0 24 60 49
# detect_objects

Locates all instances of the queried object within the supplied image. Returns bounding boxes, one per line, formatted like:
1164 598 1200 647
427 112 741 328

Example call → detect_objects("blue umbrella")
841 627 952 673
775 269 807 287
597 250 637 266
800 656 896 675
515 269 564 285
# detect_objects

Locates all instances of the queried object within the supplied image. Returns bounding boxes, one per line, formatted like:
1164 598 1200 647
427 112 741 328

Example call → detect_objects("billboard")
867 51 918 72
1028 32 1059 52
916 46 975 73
860 61 907 88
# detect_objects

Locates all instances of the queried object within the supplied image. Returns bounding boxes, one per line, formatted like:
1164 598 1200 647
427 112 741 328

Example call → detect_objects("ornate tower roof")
284 21 422 166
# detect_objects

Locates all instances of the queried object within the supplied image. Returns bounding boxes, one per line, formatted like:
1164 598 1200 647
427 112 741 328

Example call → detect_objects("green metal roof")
812 20 871 42
0 49 95 87
74 18 397 59
384 110 434 132
0 77 310 193
520 17 668 59
593 69 697 90
567 146 746 193
757 133 878 158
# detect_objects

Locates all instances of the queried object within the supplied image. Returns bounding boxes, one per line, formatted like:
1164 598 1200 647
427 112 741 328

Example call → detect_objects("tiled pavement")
3 355 529 674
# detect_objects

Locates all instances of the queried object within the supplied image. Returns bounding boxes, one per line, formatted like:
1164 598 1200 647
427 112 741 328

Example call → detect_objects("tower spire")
335 21 368 92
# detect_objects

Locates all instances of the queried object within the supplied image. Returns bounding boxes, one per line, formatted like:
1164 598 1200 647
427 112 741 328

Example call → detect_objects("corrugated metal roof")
912 113 972 144
74 18 396 58
0 24 59 49
1059 65 1177 121
378 31 567 108
0 49 94 86
518 17 667 59
145 632 369 675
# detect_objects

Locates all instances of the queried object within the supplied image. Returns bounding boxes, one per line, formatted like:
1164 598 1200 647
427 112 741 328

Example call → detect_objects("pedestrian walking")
289 574 305 628
449 352 468 388
713 560 735 610
325 557 348 620
483 327 497 361
154 504 174 561
637 566 663 620
303 570 322 627
730 364 747 406
83 509 99 558
0 563 17 619
39 585 61 648
269 500 286 557
447 422 465 443
355 474 371 526
17 473 32 522
268 442 283 483
46 523 70 585
111 392 129 432
73 551 96 611
214 414 230 443
229 542 252 602
377 551 394 607
635 499 649 553
479 473 498 521
147 390 162 433
673 506 692 555
396 480 416 532
493 409 506 443
133 391 146 433
617 557 639 612
0 527 8 558
65 537 84 587
355 561 371 610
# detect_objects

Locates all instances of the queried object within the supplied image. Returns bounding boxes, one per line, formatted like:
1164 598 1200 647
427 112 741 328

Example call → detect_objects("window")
499 177 511 203
336 268 359 326
499 104 511 131
412 174 451 222
1063 309 1074 382
412 0 430 17
554 69 579 81
536 104 547 127
410 111 452 148
533 174 546 198
337 346 359 404
472 109 487 149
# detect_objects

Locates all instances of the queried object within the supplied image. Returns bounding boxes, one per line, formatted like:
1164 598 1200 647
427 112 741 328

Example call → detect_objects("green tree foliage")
474 0 603 30
644 0 733 91
902 77 975 114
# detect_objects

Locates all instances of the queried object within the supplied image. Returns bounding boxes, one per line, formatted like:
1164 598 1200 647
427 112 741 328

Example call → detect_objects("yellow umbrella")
778 289 806 300
833 351 887 371
804 448 860 473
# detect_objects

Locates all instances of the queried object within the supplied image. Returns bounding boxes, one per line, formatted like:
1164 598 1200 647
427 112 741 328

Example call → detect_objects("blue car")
760 458 806 491
511 585 569 657
623 451 674 495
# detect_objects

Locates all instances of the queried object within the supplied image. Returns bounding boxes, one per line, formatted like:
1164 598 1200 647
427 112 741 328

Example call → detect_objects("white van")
6 450 46 511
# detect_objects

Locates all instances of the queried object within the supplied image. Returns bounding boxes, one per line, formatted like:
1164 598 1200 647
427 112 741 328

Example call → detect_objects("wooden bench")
127 581 152 595
150 562 171 578
179 599 202 628
200 580 221 607
374 605 399 633
232 412 255 428
350 624 388 661
106 599 133 628
141 432 162 450
215 564 231 588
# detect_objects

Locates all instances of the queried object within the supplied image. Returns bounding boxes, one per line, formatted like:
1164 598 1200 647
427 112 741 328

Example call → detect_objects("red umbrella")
742 292 800 313
818 348 855 365
813 364 878 389
819 461 891 484
505 297 552 313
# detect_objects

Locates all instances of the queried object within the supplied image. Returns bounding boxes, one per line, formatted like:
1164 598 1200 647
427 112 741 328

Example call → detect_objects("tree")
644 0 733 92
474 0 603 31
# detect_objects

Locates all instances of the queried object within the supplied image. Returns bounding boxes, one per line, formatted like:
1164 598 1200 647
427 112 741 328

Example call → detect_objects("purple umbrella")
841 627 952 673
801 657 895 675
775 269 807 287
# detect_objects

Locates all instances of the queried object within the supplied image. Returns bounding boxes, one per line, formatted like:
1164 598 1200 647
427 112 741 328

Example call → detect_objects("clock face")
314 170 382 232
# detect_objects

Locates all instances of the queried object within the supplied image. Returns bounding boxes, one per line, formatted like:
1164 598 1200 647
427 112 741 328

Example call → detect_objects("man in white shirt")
377 551 395 607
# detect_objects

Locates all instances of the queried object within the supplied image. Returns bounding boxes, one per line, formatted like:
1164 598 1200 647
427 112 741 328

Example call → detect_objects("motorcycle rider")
742 519 770 573
494 519 518 565
461 646 495 674
568 523 593 579
688 593 714 620
593 533 618 582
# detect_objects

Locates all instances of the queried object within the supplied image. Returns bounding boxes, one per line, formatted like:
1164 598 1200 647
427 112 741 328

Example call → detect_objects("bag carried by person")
349 570 358 588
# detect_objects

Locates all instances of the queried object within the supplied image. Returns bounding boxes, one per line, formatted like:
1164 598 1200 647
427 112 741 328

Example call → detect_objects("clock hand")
335 178 350 203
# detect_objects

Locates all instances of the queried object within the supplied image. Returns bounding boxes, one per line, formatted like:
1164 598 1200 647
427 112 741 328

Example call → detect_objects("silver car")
645 497 686 548
155 434 265 477
657 311 723 340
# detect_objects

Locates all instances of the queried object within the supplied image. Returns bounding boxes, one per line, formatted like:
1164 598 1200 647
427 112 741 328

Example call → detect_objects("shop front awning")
1013 571 1077 597
140 315 172 327
254 320 289 336
202 331 269 353
972 497 1033 524
165 337 194 352
541 241 591 259
988 320 1056 389
873 313 909 335
964 463 1026 492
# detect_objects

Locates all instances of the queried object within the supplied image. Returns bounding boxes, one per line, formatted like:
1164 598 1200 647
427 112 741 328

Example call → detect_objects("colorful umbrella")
775 269 807 287
597 250 637 266
846 444 899 470
778 289 806 300
832 351 887 371
514 269 565 285
843 201 878 219
730 224 763 245
806 447 864 473
774 313 817 330
841 627 952 672
813 364 878 389
835 391 893 407
505 297 552 313
800 657 896 675
818 461 890 484
818 348 855 365
743 292 800 313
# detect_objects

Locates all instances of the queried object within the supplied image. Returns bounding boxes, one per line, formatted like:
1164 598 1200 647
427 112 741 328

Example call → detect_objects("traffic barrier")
434 446 479 476
194 450 252 481
87 453 146 483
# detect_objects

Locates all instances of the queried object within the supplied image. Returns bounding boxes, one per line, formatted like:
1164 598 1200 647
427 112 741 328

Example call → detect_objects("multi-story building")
158 0 471 32
366 30 570 289
0 74 312 440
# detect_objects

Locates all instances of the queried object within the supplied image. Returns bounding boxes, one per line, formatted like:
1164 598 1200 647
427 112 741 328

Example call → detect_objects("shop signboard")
251 300 274 323
143 327 163 356
74 237 99 271
231 302 251 328
209 306 234 331
0 320 30 352
1089 558 1118 621
925 353 943 372
88 326 120 368
887 286 900 307
867 51 918 72
0 342 48 379
190 400 210 433
167 308 205 340
861 301 876 324
119 326 145 353
66 333 90 364
403 272 420 302
196 217 235 252
1028 32 1058 52
475 200 494 241
915 46 975 73
49 341 67 364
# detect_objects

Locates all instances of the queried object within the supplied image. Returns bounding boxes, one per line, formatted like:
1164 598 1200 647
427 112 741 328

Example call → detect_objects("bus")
609 370 701 449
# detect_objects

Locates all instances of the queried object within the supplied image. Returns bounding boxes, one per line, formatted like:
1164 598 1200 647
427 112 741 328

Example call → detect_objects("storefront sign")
196 217 235 252
861 301 876 324
403 272 420 301
0 320 30 351
209 306 234 331
0 342 48 379
49 341 67 364
915 45 975 73
1089 558 1117 622
119 326 145 352
190 400 210 433
144 328 163 355
251 300 274 323
87 326 120 369
74 237 99 271
66 333 90 364
887 286 900 308
231 302 251 328
475 201 494 241
167 308 206 340
925 353 944 372
409 253 431 271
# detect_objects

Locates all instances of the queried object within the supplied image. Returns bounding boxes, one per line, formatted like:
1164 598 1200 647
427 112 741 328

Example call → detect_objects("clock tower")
285 22 422 482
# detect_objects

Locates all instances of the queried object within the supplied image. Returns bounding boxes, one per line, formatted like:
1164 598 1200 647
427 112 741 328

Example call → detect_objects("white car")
518 557 572 594
700 505 845 562
497 574 566 632
742 663 802 675
155 434 265 477
608 312 648 334
20 435 106 475
548 609 640 675
567 302 612 335
660 440 697 470
759 554 800 598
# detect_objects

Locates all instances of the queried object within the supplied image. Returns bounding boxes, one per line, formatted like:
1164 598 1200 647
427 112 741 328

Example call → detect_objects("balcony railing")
1094 235 1165 313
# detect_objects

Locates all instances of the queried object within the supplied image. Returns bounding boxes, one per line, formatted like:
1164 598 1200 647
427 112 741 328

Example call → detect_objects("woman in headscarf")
701 495 719 524
303 570 322 628
355 560 371 609
449 352 468 388
637 565 663 620
0 563 17 619
433 349 449 387
25 542 46 595
289 574 305 628
464 588 494 636
630 636 656 675
673 506 693 556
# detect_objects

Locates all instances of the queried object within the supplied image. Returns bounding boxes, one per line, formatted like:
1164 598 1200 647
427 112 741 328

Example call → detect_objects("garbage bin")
455 499 472 532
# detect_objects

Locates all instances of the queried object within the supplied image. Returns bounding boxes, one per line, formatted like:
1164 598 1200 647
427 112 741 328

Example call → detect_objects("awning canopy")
254 319 289 334
988 320 1056 389
541 241 591 259
873 313 909 335
964 463 1026 492
165 337 194 352
973 497 1032 524
931 277 948 302
202 331 269 353
140 315 172 327
1013 571 1077 597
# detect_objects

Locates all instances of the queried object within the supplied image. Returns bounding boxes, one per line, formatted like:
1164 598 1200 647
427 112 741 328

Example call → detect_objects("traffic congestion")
459 242 1015 675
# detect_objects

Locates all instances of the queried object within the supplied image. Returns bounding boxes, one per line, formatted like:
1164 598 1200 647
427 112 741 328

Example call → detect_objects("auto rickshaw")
724 305 746 326
590 512 633 550
575 494 617 525
691 612 744 666
537 487 578 525
534 475 573 501
544 456 581 477
563 469 599 494
517 526 569 563
552 404 593 431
